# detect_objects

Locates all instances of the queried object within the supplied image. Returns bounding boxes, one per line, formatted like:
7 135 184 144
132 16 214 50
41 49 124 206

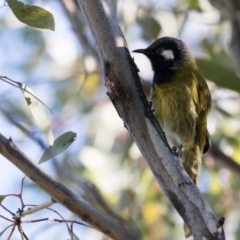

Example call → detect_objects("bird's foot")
171 146 178 156
147 101 154 115
171 145 182 158
218 217 225 227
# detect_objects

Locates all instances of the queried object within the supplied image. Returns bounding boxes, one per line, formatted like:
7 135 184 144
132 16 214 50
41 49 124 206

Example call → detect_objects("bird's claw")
147 101 154 115
171 145 182 158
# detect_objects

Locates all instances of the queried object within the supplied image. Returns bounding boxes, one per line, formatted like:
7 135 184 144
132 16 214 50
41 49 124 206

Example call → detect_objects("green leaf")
39 131 77 164
67 226 80 240
0 195 6 204
7 0 55 30
137 14 161 41
17 82 54 145
196 40 240 93
196 58 240 93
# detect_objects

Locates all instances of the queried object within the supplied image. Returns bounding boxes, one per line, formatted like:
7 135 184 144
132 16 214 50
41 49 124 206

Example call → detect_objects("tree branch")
0 134 138 240
77 0 225 239
209 143 240 178
1 108 140 238
53 159 140 237
58 0 99 61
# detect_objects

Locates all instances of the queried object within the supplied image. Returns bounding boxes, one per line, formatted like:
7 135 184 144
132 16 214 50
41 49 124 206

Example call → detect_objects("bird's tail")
181 145 202 238
181 145 201 185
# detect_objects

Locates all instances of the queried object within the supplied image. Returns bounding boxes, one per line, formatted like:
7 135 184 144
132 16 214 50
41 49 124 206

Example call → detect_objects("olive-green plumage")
133 37 211 238
150 64 211 184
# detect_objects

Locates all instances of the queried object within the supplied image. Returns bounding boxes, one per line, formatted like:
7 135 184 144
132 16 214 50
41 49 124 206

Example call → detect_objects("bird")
133 37 211 237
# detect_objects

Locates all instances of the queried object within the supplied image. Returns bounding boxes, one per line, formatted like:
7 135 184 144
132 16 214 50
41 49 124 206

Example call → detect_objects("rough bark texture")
76 0 225 239
0 0 228 239
59 0 240 179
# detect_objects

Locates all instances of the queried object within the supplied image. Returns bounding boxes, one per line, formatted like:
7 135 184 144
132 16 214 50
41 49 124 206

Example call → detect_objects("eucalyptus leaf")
39 131 77 164
196 40 240 93
7 0 55 30
17 82 54 145
196 59 240 93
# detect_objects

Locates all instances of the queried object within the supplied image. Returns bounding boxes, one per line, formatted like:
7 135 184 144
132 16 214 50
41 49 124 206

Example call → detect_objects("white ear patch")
161 50 174 60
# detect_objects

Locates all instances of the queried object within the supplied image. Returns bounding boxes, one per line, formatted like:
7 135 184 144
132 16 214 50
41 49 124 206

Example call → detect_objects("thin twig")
1 203 15 216
7 225 16 240
15 200 55 218
0 215 14 222
0 133 139 240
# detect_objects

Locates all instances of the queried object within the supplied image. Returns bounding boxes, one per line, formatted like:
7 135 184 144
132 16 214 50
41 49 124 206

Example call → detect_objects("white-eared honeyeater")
133 37 211 237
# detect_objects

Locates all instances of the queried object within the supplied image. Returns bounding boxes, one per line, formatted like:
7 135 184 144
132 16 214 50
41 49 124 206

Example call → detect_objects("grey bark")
0 0 228 239
1 107 138 235
76 0 225 239
0 134 138 240
59 0 240 178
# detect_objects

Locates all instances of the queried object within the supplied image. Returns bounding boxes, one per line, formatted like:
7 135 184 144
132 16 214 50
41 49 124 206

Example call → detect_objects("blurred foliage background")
1 0 240 239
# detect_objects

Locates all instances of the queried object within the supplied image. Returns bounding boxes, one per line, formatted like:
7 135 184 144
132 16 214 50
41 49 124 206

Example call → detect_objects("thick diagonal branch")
77 0 225 239
0 134 138 240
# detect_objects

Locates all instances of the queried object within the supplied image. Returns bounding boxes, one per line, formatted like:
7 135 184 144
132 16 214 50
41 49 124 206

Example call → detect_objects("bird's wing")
193 70 212 153
149 84 163 123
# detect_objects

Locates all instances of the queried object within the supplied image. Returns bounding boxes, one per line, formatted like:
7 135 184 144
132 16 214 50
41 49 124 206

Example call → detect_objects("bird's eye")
156 48 163 54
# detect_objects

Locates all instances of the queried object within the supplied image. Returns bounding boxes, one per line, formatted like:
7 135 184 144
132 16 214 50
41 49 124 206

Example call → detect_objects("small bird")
133 37 211 237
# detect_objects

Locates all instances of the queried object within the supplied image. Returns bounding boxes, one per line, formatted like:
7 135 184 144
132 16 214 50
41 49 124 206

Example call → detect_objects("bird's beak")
132 49 146 54
132 49 152 55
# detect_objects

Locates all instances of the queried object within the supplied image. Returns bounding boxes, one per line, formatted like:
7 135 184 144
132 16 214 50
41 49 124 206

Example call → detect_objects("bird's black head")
133 37 195 81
